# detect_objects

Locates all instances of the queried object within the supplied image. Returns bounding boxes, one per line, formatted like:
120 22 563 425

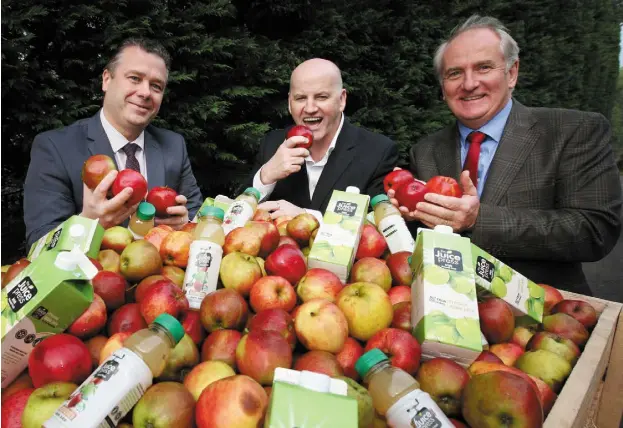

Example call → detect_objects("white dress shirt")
100 109 148 182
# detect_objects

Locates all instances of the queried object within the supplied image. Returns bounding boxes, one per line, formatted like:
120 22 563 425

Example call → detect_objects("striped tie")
121 143 141 173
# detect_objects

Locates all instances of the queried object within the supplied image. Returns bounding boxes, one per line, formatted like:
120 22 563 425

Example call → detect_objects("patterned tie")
463 131 486 187
121 143 141 173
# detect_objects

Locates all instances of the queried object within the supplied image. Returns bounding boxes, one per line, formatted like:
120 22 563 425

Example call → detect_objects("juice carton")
308 187 370 282
192 195 233 222
1 249 98 387
265 368 358 428
27 216 104 261
471 245 545 322
410 226 482 367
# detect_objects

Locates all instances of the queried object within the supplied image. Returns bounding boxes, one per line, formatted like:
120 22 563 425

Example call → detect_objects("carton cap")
434 225 454 235
299 370 331 393
54 249 99 280
69 224 86 240
345 186 360 194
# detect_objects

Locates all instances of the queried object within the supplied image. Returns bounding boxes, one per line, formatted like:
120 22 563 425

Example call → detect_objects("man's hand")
80 170 139 229
155 195 190 230
260 136 310 185
414 171 480 232
258 200 305 220
386 167 420 222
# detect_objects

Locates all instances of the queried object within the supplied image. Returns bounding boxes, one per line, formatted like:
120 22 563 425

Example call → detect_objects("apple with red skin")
180 310 207 345
82 154 117 190
160 230 193 268
528 374 557 417
235 330 293 385
223 227 262 257
1 387 34 428
538 283 564 315
287 125 314 149
67 294 107 339
132 381 195 427
293 350 343 377
296 268 344 303
253 209 273 222
355 224 388 260
247 308 297 350
286 213 320 246
388 285 411 305
426 175 463 197
2 372 34 400
526 331 581 365
394 179 429 211
391 301 412 332
2 258 31 288
146 186 178 217
108 303 147 335
383 169 415 194
350 257 392 292
386 251 413 286
336 337 364 380
511 324 539 350
135 275 169 303
200 288 249 333
450 419 468 428
294 299 349 353
201 329 243 369
249 276 297 313
277 236 299 248
112 169 148 206
28 334 92 388
543 313 589 348
489 343 524 366
474 350 504 364
99 332 133 364
478 297 515 344
416 357 470 417
551 299 598 330
364 328 421 375
265 244 307 285
85 336 108 368
144 225 173 252
91 270 128 310
139 281 189 324
88 257 104 271
244 221 280 258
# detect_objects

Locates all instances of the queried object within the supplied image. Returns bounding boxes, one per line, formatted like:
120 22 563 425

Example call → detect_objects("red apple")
144 224 174 252
160 231 193 268
277 235 299 248
391 301 412 332
294 299 349 353
139 281 189 324
132 381 195 427
294 350 343 377
511 324 540 350
180 310 207 345
416 357 470 417
91 270 128 310
100 226 134 254
111 168 148 206
551 299 598 330
201 329 243 369
249 276 297 313
474 350 504 364
28 334 92 388
383 169 415 194
219 252 263 297
386 251 414 286
2 372 33 400
364 328 421 375
394 179 428 211
235 330 293 385
355 224 388 260
478 297 515 344
350 257 392 292
1 387 34 428
223 227 262 257
247 309 297 350
335 337 364 380
81 154 117 190
286 213 320 246
296 268 344 303
528 374 557 417
199 288 249 332
287 124 314 149
253 209 273 222
265 244 307 285
387 285 411 305
108 302 147 336
135 275 169 303
146 186 178 217
543 313 590 348
88 257 104 271
489 343 524 366
426 175 463 197
538 283 564 315
67 294 107 339
2 258 31 288
84 335 108 368
450 419 469 428
244 221 280 258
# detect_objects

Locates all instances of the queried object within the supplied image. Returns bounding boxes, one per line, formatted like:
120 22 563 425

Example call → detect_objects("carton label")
7 277 37 312
475 256 495 282
385 389 453 427
434 248 463 271
183 241 223 310
223 201 254 235
335 200 357 217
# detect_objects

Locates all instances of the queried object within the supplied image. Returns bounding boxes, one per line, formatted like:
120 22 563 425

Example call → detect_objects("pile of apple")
1 206 599 428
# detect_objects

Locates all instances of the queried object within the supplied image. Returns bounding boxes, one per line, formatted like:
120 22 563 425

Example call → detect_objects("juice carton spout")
54 248 99 280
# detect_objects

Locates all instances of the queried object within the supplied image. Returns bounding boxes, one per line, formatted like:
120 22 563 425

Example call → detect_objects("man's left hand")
258 200 305 220
414 171 480 232
155 195 190 229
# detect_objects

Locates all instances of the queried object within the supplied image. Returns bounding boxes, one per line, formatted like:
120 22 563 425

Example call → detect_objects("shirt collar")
305 113 344 164
100 109 145 153
458 98 513 144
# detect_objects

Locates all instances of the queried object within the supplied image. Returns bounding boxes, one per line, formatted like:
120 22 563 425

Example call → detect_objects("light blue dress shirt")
458 99 513 197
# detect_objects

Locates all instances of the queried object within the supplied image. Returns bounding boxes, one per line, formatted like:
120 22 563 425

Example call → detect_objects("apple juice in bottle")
183 206 225 310
371 194 415 254
44 313 184 428
128 202 156 239
355 349 453 428
222 187 260 235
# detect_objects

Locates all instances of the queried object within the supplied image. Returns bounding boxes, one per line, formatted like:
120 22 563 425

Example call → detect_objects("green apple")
22 382 77 428
514 349 572 393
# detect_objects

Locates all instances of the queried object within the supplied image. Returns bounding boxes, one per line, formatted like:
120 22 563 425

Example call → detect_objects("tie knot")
468 131 487 146
121 143 140 156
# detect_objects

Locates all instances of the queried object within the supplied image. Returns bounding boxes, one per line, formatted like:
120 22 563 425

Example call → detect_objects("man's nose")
137 81 151 98
304 98 318 112
462 71 480 91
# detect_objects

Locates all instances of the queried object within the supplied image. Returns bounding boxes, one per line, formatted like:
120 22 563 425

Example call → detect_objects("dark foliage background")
2 0 622 263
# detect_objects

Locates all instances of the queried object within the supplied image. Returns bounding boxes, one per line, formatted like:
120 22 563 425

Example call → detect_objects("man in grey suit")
390 15 622 295
24 38 203 248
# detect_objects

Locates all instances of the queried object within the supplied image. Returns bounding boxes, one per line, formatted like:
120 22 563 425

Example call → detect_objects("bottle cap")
355 348 389 378
200 206 224 221
244 187 261 202
370 194 389 207
345 186 360 194
137 202 156 221
153 313 185 344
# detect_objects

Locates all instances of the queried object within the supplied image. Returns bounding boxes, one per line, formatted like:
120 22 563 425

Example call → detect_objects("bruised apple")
108 303 147 336
82 154 117 190
111 169 148 206
146 186 178 217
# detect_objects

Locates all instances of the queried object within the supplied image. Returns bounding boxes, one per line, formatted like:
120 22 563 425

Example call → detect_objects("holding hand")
386 167 420 222
155 194 190 229
260 136 310 185
258 199 305 220
80 170 139 228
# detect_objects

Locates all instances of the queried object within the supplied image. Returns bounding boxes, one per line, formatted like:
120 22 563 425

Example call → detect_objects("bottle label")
222 200 254 235
183 240 223 310
386 389 454 428
43 348 153 428
377 216 415 254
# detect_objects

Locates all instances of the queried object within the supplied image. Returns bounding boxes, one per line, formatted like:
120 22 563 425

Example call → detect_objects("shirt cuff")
253 167 277 202
304 208 324 225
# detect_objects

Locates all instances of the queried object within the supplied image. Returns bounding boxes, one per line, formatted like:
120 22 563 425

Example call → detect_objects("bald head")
290 58 343 92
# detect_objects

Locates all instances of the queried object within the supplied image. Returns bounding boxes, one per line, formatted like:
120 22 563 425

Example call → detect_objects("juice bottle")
222 187 260 235
43 313 185 428
183 206 225 310
355 349 453 427
128 202 156 239
370 194 415 254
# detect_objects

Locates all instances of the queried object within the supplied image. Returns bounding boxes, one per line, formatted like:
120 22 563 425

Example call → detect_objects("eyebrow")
125 69 165 86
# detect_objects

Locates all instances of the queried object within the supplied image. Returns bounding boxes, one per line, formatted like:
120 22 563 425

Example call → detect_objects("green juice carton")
265 368 358 428
192 195 233 223
471 245 545 322
410 225 482 367
308 187 370 283
27 216 104 261
1 249 98 387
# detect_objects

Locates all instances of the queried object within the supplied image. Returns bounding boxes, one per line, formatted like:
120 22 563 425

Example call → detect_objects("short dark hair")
104 38 171 76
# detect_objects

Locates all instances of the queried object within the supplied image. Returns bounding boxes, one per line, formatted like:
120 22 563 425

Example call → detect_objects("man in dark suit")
23 38 202 248
243 58 398 220
390 15 622 295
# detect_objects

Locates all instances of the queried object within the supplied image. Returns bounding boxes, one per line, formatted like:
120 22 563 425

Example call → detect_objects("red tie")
464 131 486 187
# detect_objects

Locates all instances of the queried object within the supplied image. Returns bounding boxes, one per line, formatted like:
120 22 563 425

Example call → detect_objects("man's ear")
339 88 347 112
102 69 111 92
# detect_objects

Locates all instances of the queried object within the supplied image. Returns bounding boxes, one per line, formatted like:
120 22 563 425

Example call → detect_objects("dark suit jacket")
23 113 203 248
243 117 399 213
410 100 622 295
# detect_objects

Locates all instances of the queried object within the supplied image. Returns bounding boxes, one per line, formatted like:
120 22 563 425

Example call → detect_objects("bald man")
242 58 398 219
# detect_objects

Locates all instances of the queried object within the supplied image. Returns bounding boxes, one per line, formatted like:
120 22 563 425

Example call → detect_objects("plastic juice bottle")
370 194 415 254
43 313 185 428
222 187 261 235
183 206 226 310
355 349 453 428
128 202 156 239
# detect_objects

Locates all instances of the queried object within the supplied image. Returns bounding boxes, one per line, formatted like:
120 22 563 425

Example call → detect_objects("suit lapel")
433 124 462 179
311 119 358 209
86 113 116 162
144 127 165 190
481 101 539 204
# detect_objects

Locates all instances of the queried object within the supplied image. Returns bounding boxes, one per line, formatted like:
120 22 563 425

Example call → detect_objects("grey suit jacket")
23 113 203 248
410 100 622 294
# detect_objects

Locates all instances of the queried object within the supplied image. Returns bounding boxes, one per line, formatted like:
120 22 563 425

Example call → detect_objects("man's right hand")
80 170 139 229
260 136 310 185
386 167 419 222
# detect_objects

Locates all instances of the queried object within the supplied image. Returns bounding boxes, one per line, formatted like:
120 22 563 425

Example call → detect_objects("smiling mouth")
130 103 150 111
303 117 322 126
461 95 485 102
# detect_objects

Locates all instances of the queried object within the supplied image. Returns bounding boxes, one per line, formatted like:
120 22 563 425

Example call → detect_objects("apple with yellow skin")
100 226 134 253
296 268 344 303
294 299 349 353
219 252 263 297
488 343 524 367
336 282 393 341
349 257 392 292
21 382 78 428
183 361 236 401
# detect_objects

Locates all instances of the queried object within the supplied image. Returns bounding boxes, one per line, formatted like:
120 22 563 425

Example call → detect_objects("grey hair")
433 15 520 83
105 38 171 77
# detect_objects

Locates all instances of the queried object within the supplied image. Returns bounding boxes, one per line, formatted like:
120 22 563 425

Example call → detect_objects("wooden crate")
544 291 623 428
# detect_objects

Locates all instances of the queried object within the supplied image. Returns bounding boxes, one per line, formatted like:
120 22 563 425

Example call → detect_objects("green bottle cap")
153 313 185 344
370 194 389 207
355 348 389 378
200 206 224 221
244 187 261 202
136 202 156 221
